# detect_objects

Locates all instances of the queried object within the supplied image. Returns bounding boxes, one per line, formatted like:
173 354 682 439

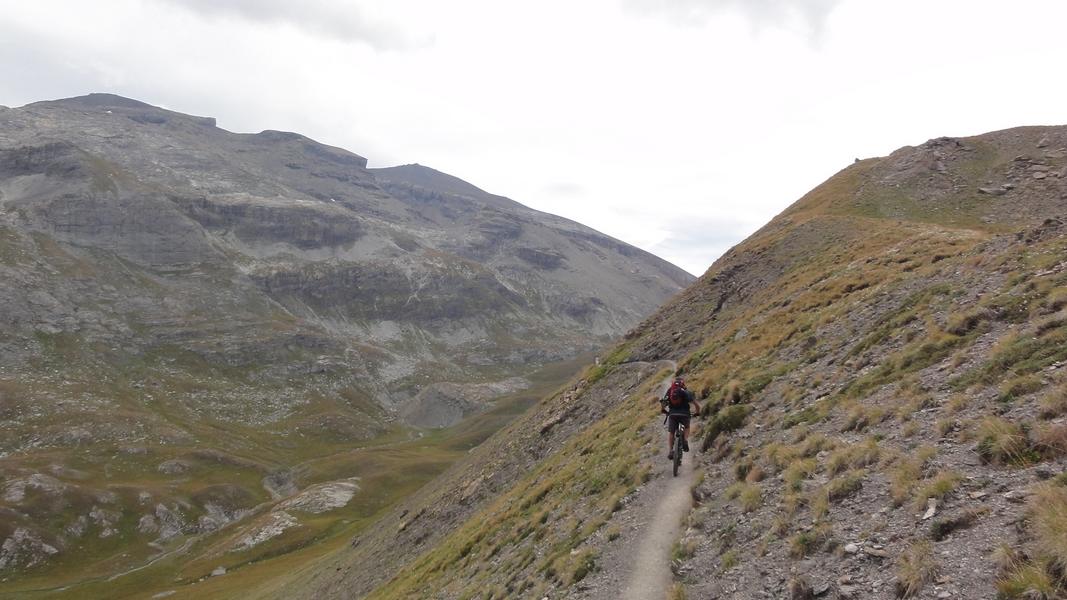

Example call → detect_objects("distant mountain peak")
31 92 155 109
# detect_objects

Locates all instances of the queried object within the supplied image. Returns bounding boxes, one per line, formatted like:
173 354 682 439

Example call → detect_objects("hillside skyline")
5 0 1067 275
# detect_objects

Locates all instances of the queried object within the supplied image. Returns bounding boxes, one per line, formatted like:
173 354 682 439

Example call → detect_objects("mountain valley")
0 93 691 596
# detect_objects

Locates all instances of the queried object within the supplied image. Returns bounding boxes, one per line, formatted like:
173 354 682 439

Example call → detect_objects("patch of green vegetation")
997 485 1067 598
954 319 1067 389
788 523 831 558
720 549 739 571
701 405 751 451
913 471 962 511
825 469 866 503
998 374 1045 403
975 417 1037 465
585 343 631 385
782 403 825 429
724 481 762 512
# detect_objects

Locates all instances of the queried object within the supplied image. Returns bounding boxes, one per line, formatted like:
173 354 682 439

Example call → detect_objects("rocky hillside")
283 125 1067 600
0 94 691 595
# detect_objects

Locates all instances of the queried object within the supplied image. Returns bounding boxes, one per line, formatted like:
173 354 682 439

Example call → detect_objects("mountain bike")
665 413 691 477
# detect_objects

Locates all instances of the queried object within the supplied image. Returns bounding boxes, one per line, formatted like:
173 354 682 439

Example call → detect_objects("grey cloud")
649 213 759 276
0 25 105 108
152 0 427 50
624 0 842 38
541 182 586 196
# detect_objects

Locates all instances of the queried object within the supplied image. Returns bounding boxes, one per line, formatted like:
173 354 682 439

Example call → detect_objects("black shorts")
667 414 690 433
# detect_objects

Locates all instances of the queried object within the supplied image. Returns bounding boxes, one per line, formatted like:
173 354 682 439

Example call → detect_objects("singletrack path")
618 360 695 600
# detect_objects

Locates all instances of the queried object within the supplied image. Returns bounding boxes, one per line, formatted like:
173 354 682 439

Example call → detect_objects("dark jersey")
663 387 695 415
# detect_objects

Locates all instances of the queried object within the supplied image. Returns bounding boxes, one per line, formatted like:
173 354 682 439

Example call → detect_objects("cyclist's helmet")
674 377 685 387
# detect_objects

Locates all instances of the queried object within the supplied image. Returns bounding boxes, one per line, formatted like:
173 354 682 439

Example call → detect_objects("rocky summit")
0 94 691 594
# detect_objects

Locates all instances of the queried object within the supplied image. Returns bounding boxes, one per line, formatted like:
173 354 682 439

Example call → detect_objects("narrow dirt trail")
618 361 695 600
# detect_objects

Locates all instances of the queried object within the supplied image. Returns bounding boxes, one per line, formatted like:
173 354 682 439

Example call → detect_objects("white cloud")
152 0 427 49
623 0 842 38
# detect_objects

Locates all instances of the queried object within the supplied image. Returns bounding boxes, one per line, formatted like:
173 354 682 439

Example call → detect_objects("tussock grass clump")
788 523 831 558
995 486 1067 598
995 561 1058 599
913 471 962 511
1038 384 1067 419
799 433 834 457
826 469 866 503
1031 485 1067 573
945 307 991 335
671 538 699 562
895 540 939 598
783 458 818 492
998 374 1045 403
935 418 956 437
960 324 1067 388
764 442 801 473
1033 422 1067 458
888 446 936 506
975 417 1034 465
944 393 970 415
826 438 881 476
720 549 739 571
725 481 762 513
700 405 751 451
668 583 688 600
565 548 597 584
842 403 887 432
1041 288 1067 314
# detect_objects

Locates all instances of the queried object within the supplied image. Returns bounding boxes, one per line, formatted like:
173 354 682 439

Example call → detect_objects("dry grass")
935 418 956 437
895 540 939 598
783 458 818 492
842 403 888 432
668 583 688 600
720 549 739 571
1033 422 1067 458
826 469 866 503
944 393 971 415
998 375 1045 402
901 421 920 438
992 486 1067 598
996 561 1058 599
888 446 936 506
1030 485 1067 573
788 523 831 558
975 417 1033 465
725 481 762 513
825 438 880 476
912 471 962 511
1038 384 1067 419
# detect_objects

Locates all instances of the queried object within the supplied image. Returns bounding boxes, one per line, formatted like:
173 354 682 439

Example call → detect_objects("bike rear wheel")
672 427 683 476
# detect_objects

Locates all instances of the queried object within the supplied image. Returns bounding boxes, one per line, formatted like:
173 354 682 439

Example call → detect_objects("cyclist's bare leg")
667 431 675 455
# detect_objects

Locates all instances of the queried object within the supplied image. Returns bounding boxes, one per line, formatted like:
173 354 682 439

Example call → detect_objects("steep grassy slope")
310 125 1067 599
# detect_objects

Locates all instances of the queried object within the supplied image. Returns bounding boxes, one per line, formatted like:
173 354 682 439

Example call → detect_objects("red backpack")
667 381 688 408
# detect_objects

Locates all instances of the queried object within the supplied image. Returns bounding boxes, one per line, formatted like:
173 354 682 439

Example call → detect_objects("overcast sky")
2 0 1066 275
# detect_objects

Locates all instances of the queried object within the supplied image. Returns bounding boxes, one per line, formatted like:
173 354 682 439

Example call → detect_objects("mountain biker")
661 377 700 460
